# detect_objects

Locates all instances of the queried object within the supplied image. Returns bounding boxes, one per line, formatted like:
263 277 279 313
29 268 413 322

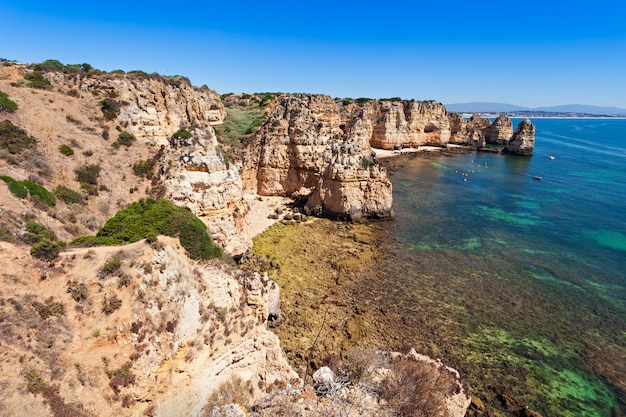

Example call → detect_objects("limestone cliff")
0 238 299 417
449 114 491 147
39 68 250 254
370 100 451 149
484 114 514 145
503 119 535 156
47 71 225 140
161 129 250 255
245 95 394 220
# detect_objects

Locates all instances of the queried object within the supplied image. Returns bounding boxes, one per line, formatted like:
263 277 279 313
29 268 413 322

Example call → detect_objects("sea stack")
503 119 536 156
484 114 514 144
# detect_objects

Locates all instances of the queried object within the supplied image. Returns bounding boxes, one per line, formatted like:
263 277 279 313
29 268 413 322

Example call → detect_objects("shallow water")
370 119 626 416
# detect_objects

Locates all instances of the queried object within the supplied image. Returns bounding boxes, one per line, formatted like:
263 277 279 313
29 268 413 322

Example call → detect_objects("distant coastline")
461 112 626 119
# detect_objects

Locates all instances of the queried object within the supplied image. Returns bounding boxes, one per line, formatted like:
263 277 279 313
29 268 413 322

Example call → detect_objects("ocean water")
372 119 626 416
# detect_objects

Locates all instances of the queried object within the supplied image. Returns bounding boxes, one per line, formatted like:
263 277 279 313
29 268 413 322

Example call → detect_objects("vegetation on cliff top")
72 199 222 260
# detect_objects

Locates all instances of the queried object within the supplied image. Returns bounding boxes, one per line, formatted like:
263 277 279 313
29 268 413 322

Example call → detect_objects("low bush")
1 176 55 206
100 256 122 277
72 199 222 260
31 296 65 318
1 175 28 198
172 129 192 139
0 90 18 112
101 98 121 120
67 280 89 302
102 294 122 315
0 120 37 155
24 70 51 89
55 185 83 204
22 221 56 244
59 144 74 156
132 158 156 178
113 131 135 148
106 362 135 394
22 180 56 206
75 164 101 185
30 238 64 261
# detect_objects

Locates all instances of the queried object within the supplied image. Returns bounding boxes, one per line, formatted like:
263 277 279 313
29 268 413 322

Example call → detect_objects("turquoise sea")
371 119 626 416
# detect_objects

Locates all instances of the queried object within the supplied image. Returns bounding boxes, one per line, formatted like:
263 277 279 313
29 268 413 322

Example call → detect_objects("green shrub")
259 93 275 107
75 164 101 185
1 175 28 198
55 185 83 204
33 59 65 72
22 221 56 245
72 199 222 260
30 238 63 261
59 144 74 156
172 129 192 139
0 90 18 112
24 70 51 89
1 176 55 206
132 158 156 178
102 126 110 140
22 180 56 206
101 98 121 120
0 120 37 155
113 131 135 148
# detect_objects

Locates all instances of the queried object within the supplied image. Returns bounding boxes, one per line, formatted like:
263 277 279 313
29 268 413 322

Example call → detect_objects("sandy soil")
244 194 294 238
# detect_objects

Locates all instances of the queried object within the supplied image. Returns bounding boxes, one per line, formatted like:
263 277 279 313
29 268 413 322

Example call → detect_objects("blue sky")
2 0 626 108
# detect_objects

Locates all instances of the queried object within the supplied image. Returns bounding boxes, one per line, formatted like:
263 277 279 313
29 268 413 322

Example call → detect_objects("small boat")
548 155 555 160
533 176 542 180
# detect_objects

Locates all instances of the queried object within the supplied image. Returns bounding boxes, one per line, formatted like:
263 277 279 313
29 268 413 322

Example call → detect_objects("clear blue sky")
2 0 625 108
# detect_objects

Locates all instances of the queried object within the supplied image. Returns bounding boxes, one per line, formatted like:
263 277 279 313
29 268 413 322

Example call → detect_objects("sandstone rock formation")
245 95 394 220
370 100 451 149
449 114 491 147
0 238 299 417
47 71 225 140
503 119 536 156
484 114 514 145
41 69 251 254
161 128 250 255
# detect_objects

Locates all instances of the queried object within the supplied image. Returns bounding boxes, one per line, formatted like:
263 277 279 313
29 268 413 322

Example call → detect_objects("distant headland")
445 102 626 118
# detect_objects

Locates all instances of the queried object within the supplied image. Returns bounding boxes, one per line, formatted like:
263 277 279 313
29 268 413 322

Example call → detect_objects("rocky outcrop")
484 114 514 145
245 95 393 220
371 100 451 149
252 348 471 417
47 72 225 141
449 114 491 147
161 129 250 255
503 119 535 156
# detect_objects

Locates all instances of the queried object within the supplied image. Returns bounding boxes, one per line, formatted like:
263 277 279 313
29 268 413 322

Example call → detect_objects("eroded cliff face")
484 114 514 145
43 70 251 255
503 119 536 156
47 72 225 140
371 100 452 149
245 95 394 220
0 238 299 417
162 129 250 255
